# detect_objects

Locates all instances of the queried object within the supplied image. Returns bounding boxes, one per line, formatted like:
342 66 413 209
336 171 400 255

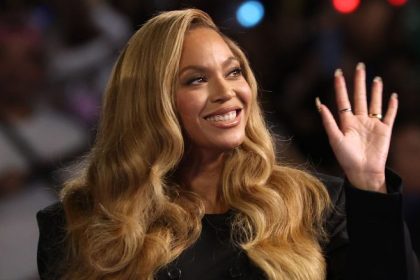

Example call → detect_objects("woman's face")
176 27 252 153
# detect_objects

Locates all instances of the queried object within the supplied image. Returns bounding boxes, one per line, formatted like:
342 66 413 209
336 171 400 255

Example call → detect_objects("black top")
37 170 420 279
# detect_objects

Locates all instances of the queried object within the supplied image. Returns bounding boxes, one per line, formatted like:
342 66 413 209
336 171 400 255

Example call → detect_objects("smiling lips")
204 109 242 128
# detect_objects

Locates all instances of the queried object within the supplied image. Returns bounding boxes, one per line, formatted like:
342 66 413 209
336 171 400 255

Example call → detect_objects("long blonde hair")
61 9 330 279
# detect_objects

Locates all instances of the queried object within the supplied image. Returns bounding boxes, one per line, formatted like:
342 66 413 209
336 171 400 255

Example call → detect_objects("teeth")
206 110 237 122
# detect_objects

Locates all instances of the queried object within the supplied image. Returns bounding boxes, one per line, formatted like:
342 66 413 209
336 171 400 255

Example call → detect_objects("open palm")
317 63 398 193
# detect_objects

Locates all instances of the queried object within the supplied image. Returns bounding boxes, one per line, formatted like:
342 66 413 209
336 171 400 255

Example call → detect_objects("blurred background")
0 0 419 278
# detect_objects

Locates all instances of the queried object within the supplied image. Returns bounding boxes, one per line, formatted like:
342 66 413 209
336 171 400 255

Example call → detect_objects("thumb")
316 97 343 144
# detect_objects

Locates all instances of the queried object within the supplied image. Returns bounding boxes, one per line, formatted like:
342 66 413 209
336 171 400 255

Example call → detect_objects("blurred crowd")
0 0 419 279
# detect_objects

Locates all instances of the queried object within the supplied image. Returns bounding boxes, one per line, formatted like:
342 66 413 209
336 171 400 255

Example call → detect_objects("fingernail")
392 92 398 99
315 97 322 112
356 62 365 70
373 76 382 83
334 68 342 77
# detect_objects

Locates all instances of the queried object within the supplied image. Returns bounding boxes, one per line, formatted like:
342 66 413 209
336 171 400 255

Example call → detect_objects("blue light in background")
236 1 265 28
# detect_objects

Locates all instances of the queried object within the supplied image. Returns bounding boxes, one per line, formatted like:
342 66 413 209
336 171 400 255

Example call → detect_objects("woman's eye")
227 67 242 78
186 76 207 85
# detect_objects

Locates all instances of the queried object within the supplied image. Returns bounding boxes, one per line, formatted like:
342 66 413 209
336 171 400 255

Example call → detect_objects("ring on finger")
368 113 383 120
339 108 352 113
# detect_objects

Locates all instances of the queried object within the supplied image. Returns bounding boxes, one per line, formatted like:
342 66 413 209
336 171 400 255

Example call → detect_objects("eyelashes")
184 67 243 86
228 67 242 78
186 75 207 85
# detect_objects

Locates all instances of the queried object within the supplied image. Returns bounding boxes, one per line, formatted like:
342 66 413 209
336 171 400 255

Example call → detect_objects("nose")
209 76 235 103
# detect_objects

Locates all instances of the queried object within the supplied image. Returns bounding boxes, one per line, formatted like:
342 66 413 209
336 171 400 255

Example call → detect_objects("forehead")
179 27 235 67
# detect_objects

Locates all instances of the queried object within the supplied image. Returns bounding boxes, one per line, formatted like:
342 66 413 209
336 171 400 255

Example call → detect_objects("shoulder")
37 201 67 254
313 173 349 254
37 202 66 232
37 201 64 216
37 202 67 279
315 172 345 205
312 172 346 220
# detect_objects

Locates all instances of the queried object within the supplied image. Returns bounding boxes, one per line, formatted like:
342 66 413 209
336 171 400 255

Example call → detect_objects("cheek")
176 90 206 127
237 82 253 114
242 86 252 104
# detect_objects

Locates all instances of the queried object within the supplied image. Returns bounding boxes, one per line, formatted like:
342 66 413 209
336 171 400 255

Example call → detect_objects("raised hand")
316 63 398 193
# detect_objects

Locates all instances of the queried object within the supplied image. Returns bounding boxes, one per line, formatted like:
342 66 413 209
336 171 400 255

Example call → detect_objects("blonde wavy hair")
61 9 331 280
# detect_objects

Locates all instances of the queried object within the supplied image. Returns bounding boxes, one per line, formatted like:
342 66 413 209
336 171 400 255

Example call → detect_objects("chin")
216 137 245 151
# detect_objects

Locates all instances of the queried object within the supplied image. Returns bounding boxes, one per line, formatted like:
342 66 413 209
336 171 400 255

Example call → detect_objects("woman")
37 9 419 279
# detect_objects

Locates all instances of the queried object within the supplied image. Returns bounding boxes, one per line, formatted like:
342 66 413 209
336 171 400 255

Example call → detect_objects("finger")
383 93 398 127
369 76 383 116
353 62 368 115
334 69 353 125
316 97 344 143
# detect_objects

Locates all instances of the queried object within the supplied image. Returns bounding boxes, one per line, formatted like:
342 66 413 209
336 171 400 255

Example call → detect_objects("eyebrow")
178 56 240 76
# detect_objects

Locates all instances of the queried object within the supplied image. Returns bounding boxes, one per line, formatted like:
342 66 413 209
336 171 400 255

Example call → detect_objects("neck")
179 148 229 214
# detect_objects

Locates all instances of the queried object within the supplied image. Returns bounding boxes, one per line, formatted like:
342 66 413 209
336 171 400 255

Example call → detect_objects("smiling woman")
36 8 419 280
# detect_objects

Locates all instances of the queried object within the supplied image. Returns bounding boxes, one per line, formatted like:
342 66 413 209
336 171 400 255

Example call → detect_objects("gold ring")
339 108 352 113
368 113 383 120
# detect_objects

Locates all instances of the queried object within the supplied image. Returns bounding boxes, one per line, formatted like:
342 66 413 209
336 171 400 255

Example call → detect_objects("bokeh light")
332 0 360 14
388 0 408 7
236 1 265 28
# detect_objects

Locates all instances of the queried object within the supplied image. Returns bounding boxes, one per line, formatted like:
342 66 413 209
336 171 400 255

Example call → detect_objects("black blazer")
37 170 420 279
